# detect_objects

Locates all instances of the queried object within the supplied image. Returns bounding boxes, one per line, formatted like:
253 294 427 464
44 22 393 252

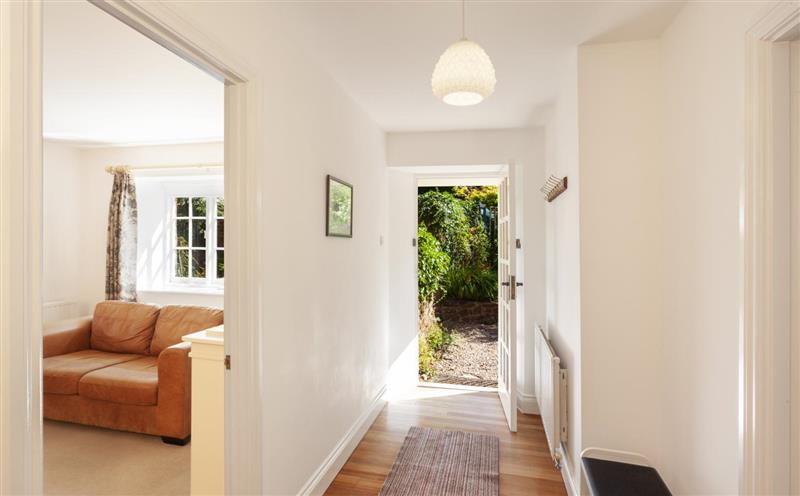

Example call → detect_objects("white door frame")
741 2 800 495
0 1 265 493
411 164 520 430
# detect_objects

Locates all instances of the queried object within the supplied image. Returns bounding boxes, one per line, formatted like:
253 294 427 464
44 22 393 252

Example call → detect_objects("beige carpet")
379 426 500 496
44 420 189 495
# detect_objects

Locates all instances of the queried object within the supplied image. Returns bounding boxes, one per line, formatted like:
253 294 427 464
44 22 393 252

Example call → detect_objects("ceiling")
269 1 684 132
43 1 223 146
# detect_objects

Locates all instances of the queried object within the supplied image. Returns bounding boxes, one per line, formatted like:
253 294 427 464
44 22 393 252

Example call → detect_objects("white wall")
161 4 390 493
386 128 546 412
42 141 225 312
541 48 583 488
577 39 665 470
77 142 224 309
659 2 766 493
43 141 85 311
562 3 770 494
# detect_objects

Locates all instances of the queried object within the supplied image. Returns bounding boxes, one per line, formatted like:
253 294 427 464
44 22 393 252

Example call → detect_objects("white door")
497 165 518 432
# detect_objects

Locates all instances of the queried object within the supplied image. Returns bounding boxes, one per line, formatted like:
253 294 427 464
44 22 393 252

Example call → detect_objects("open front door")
497 165 518 432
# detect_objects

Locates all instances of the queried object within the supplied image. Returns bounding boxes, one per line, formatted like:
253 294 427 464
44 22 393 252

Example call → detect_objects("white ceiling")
269 1 684 132
43 1 223 146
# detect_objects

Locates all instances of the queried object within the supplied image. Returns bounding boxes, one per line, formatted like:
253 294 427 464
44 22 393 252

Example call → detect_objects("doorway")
410 164 519 432
742 12 800 493
416 183 500 389
0 1 262 494
41 2 224 493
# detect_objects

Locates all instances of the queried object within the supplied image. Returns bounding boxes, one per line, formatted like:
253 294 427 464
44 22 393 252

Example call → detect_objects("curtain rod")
105 163 223 174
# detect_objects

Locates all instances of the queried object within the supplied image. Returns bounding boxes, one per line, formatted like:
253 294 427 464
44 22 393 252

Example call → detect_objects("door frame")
0 1 265 493
741 2 800 494
410 164 519 430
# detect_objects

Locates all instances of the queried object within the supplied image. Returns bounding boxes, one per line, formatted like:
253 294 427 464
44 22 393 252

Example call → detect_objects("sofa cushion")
79 356 159 406
91 301 160 355
43 350 141 395
150 305 223 355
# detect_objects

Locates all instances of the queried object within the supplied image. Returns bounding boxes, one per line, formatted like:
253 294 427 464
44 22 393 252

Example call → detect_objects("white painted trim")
223 78 265 496
560 448 579 496
42 135 224 149
88 0 251 83
299 385 388 496
517 391 539 415
742 3 800 495
1 1 264 494
0 1 43 494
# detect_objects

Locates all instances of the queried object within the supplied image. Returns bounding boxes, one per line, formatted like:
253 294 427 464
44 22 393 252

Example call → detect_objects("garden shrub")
418 191 475 267
418 320 454 381
418 334 435 380
417 225 450 303
425 320 454 354
445 266 498 301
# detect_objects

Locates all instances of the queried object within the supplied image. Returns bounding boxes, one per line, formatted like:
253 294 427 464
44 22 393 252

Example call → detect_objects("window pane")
192 197 206 217
176 197 189 217
216 198 224 217
192 220 206 248
176 249 188 277
176 220 189 247
217 250 224 279
192 250 206 278
217 219 224 248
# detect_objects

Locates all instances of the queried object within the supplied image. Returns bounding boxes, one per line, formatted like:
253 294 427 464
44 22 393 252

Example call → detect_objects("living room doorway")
11 0 267 494
41 2 225 493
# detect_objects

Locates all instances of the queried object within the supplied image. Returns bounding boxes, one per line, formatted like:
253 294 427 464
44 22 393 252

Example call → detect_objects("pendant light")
431 0 496 106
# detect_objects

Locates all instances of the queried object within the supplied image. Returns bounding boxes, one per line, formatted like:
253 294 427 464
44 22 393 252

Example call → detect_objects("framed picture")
326 175 353 238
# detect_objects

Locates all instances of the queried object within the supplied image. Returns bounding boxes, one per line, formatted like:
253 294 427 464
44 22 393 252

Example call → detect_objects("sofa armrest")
43 316 92 358
157 341 192 438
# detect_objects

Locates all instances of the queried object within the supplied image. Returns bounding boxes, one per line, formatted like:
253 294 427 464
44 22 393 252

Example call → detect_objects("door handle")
501 282 510 286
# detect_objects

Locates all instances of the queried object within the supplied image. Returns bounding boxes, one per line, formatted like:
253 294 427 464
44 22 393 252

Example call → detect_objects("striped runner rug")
379 426 500 496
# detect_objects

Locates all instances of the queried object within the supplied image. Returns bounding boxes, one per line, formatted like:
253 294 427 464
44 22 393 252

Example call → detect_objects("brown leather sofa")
43 301 223 445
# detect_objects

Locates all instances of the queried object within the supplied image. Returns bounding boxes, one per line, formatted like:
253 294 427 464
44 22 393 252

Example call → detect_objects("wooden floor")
324 387 567 496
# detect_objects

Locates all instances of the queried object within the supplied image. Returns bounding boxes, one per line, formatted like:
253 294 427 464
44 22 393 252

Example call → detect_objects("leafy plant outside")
417 225 450 303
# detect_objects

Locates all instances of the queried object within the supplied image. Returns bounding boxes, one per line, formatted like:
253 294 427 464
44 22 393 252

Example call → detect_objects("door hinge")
515 238 522 249
224 354 231 370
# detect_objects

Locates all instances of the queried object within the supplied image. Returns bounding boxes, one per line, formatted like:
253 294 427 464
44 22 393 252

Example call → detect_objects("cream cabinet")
183 326 225 495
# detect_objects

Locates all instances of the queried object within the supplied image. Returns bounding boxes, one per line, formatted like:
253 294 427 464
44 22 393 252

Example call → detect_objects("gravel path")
431 322 498 388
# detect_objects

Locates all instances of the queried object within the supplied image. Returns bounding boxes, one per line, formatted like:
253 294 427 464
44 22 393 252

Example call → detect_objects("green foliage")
418 320 454 381
417 225 450 302
418 191 489 268
445 266 498 301
418 334 435 379
452 185 498 211
426 320 454 353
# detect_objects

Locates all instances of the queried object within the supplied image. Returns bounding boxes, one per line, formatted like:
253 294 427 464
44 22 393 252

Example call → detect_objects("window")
173 196 224 285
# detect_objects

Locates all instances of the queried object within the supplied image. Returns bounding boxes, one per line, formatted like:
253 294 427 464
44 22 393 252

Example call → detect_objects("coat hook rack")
540 175 568 202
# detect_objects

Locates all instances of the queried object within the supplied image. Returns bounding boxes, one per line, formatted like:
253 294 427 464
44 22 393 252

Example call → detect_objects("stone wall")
436 299 498 325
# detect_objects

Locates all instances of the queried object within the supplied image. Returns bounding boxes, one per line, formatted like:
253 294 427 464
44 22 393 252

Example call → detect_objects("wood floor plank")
323 388 567 496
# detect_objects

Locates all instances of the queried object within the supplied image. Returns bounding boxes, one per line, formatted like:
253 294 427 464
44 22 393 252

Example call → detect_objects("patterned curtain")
105 168 138 301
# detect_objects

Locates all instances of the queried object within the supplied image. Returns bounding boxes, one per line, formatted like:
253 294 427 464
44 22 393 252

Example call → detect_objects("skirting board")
299 385 387 495
560 448 579 496
517 392 539 415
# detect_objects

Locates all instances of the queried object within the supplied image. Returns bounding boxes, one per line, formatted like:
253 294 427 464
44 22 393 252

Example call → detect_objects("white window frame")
170 194 224 289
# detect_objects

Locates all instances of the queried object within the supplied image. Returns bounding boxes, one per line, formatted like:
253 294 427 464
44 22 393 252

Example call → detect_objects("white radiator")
534 324 568 468
43 300 81 324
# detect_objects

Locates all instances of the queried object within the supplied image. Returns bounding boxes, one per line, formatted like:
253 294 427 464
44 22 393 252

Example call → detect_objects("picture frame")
326 174 353 238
